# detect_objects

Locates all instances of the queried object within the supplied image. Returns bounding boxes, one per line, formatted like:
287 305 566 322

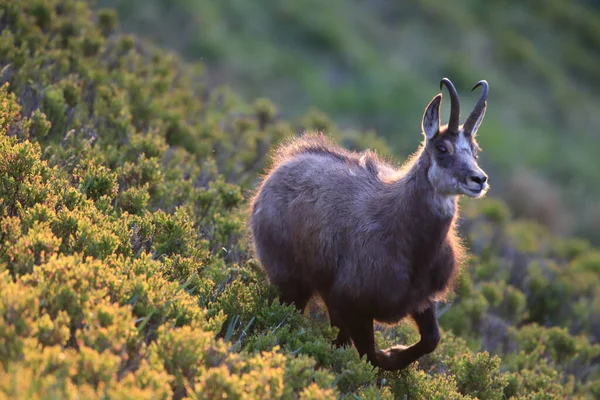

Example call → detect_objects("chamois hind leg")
342 312 378 366
330 309 352 348
322 296 351 347
258 246 313 313
375 303 440 371
273 279 313 314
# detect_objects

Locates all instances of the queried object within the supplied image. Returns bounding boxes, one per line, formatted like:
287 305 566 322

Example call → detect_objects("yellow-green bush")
0 0 599 398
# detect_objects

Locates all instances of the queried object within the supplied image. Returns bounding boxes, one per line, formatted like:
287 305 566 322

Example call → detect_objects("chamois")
249 78 490 370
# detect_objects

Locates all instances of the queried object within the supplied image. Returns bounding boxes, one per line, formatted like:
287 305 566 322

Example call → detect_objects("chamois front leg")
375 304 440 371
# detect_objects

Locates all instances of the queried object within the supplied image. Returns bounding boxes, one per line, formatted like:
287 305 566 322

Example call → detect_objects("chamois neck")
385 149 457 221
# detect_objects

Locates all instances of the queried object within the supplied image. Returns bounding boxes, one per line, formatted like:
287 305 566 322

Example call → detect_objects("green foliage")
0 0 599 399
99 0 600 245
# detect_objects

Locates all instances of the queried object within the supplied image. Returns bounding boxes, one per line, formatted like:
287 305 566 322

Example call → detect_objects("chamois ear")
422 94 442 140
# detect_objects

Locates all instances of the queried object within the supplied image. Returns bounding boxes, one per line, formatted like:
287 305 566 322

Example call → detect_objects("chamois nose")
469 174 487 185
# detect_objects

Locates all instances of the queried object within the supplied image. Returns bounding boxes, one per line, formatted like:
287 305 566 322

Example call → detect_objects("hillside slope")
0 1 599 399
97 0 600 244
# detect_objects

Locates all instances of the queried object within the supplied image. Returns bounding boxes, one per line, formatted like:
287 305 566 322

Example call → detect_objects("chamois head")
421 78 489 198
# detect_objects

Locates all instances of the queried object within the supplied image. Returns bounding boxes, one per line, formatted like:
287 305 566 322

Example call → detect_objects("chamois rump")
249 78 490 370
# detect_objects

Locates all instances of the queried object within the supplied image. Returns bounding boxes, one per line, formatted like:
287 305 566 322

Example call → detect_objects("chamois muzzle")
462 168 489 197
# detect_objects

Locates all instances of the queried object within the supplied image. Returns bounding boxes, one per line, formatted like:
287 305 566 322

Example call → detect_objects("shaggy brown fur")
248 78 490 370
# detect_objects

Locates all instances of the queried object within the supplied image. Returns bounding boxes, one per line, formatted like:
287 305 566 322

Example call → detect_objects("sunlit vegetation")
0 1 599 398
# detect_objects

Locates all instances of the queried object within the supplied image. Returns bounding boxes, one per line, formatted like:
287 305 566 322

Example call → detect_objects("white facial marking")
254 206 262 215
428 160 459 195
454 131 472 155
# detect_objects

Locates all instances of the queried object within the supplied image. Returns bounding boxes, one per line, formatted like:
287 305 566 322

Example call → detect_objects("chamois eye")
436 144 447 153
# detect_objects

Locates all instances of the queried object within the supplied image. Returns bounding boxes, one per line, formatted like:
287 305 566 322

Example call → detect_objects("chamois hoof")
375 345 412 371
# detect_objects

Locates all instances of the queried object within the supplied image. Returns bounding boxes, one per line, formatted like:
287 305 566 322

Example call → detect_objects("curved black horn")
463 80 489 135
439 77 460 133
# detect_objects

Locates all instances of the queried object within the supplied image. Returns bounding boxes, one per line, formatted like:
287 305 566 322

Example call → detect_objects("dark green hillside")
98 0 600 244
0 0 599 398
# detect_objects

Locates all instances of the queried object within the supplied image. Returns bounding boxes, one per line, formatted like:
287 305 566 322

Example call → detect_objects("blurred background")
95 0 600 244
